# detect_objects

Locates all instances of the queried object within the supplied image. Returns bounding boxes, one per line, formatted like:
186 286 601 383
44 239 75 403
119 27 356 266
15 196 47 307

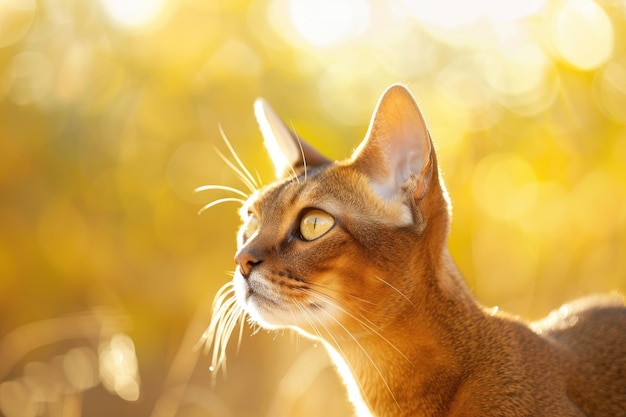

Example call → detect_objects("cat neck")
324 248 484 417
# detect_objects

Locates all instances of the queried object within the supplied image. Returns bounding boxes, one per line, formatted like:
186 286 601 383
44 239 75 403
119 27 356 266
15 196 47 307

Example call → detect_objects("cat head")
233 85 451 339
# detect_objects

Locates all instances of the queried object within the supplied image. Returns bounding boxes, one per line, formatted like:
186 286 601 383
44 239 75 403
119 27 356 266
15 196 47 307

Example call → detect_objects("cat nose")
235 249 262 278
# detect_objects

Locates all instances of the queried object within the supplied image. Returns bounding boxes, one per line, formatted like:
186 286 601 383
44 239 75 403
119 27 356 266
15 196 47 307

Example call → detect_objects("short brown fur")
208 85 626 417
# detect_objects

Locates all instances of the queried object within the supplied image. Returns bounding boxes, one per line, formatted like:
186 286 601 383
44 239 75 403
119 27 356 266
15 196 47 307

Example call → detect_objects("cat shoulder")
530 293 625 336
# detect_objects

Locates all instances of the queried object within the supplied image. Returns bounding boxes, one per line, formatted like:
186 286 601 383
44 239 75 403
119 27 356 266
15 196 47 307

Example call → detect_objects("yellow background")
1 0 625 416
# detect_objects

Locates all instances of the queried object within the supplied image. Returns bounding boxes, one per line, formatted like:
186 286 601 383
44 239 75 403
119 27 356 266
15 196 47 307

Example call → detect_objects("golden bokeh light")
595 58 626 124
0 0 36 48
472 153 538 221
8 51 55 106
0 380 38 417
1 0 625 416
552 0 614 70
63 347 100 392
276 0 371 48
99 334 140 402
99 0 169 29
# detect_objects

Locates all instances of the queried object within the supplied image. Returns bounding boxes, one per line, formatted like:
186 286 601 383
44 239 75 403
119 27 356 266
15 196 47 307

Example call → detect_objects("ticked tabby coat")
203 85 626 417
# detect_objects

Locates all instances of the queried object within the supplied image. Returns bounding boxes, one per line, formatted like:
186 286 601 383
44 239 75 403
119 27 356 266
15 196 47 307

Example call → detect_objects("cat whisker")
305 281 377 306
200 282 247 385
194 184 250 199
292 301 324 341
289 123 308 183
198 197 246 215
282 154 300 184
314 305 403 415
214 305 244 378
236 306 247 353
373 275 416 308
254 168 263 189
248 319 262 337
312 291 384 338
218 124 259 190
292 300 376 414
303 288 385 336
302 288 413 365
215 148 258 194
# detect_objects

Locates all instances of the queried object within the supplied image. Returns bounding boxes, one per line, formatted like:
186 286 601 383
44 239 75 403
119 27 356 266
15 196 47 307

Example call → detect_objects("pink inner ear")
351 85 433 201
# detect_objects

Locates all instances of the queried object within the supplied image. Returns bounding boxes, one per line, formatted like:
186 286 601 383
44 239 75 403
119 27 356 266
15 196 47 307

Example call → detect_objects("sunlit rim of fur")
289 287 403 414
198 281 247 383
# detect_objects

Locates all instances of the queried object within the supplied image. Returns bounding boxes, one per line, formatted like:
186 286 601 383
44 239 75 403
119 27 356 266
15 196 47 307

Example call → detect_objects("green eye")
300 209 334 241
244 214 259 239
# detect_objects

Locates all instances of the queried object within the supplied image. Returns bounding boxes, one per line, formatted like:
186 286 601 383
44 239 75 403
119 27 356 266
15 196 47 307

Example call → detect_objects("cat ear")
351 84 433 201
254 98 330 179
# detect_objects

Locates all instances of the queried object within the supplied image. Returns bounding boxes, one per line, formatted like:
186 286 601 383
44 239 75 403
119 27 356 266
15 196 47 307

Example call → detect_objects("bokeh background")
1 0 626 416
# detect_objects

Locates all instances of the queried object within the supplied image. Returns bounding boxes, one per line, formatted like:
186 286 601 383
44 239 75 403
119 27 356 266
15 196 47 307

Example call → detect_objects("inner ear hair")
350 84 433 201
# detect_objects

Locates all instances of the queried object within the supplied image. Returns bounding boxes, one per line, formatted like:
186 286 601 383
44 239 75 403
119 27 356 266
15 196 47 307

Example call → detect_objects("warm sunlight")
472 153 538 221
99 334 140 402
285 0 370 47
552 0 614 70
2 0 625 416
402 0 546 27
99 0 167 28
0 0 37 48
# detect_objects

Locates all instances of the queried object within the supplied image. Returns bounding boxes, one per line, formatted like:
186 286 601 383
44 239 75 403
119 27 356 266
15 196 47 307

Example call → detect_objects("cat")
201 84 626 417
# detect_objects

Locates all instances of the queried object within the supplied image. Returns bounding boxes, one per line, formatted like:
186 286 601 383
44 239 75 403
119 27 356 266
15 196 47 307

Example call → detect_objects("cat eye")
243 214 259 240
300 209 334 241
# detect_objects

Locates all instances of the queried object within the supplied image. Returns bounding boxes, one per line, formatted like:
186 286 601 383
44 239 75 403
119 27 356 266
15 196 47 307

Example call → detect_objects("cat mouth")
233 268 327 329
242 279 280 307
233 270 288 322
235 270 279 304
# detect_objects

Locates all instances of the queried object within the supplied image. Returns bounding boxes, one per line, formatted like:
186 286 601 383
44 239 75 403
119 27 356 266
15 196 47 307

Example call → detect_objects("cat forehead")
245 168 339 217
241 163 412 226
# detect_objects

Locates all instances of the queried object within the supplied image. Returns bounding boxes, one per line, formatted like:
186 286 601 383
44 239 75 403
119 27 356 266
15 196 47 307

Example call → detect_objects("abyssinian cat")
202 85 626 417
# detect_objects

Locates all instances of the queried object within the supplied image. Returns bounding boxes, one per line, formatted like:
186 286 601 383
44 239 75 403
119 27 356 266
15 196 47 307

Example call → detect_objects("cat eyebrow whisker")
194 184 250 199
215 148 258 194
285 157 300 184
198 197 246 215
290 122 308 183
219 124 260 190
253 168 263 188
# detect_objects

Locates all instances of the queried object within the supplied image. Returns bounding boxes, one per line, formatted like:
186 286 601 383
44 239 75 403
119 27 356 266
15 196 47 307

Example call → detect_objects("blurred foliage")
0 0 625 416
